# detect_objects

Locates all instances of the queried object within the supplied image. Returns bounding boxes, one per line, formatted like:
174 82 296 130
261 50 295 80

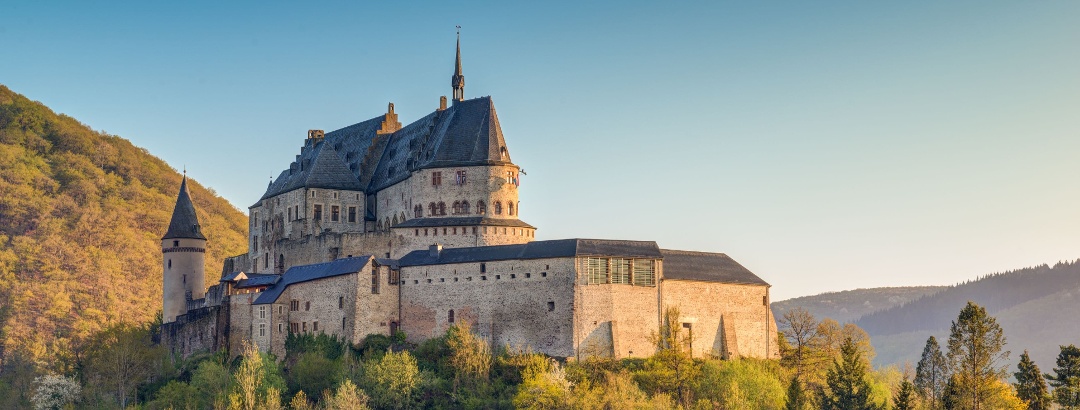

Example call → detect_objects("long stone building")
161 36 778 361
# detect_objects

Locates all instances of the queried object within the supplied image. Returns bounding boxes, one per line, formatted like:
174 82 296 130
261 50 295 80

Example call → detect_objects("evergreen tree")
818 337 882 410
893 378 917 410
946 301 1009 410
785 376 809 410
915 335 949 409
1048 344 1080 410
1013 351 1050 410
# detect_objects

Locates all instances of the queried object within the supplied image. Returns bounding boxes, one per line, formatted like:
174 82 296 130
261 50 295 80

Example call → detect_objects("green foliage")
445 324 492 388
692 358 787 409
78 322 167 408
288 352 340 401
1013 350 1051 410
915 335 948 409
321 379 370 410
635 307 700 408
146 380 199 410
946 301 1010 410
818 337 883 410
0 85 248 368
1048 344 1080 410
191 359 231 410
892 378 916 410
361 350 421 409
228 342 284 410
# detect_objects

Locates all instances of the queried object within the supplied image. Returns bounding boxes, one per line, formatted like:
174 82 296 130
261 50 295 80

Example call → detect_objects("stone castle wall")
161 302 230 358
660 280 777 359
399 257 576 357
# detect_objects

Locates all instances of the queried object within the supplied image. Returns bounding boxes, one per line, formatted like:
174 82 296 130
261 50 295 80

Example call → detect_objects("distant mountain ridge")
773 260 1080 370
0 85 248 364
772 286 945 323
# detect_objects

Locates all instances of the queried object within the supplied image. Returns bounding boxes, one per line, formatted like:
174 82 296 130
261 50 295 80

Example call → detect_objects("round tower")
162 176 207 324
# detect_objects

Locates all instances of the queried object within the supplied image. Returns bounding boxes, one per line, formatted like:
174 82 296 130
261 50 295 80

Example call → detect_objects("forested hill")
0 85 248 366
771 286 945 323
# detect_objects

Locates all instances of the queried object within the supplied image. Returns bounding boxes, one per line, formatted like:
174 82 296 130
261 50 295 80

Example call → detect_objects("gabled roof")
259 96 514 201
394 216 535 229
660 249 769 286
398 239 662 267
253 256 373 305
163 177 206 240
236 274 281 288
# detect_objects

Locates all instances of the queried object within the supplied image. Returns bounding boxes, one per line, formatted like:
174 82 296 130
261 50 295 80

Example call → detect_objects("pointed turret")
451 28 465 102
162 175 207 324
163 176 206 240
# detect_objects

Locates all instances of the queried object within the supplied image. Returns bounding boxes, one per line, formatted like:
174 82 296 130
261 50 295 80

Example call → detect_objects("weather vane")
456 25 461 35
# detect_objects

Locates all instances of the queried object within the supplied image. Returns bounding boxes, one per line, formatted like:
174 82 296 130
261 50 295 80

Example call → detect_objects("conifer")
1013 350 1050 410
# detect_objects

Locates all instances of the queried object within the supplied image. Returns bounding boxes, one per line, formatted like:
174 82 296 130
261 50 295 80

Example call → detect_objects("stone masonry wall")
161 302 230 358
573 258 662 359
660 280 777 359
399 257 576 357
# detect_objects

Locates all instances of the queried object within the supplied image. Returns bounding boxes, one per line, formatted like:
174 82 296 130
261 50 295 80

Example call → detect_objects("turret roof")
163 177 206 240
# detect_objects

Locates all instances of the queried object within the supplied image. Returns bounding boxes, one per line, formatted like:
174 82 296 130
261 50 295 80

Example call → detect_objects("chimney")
429 243 443 258
439 96 447 111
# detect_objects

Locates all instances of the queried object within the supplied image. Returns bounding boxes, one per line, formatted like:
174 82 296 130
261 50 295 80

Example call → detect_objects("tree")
79 322 165 408
1013 351 1050 410
640 307 700 408
31 374 80 410
785 376 810 410
322 379 370 410
778 308 825 381
818 337 882 410
946 301 1009 410
915 335 948 409
893 378 916 410
362 350 421 409
228 341 283 410
1048 344 1080 410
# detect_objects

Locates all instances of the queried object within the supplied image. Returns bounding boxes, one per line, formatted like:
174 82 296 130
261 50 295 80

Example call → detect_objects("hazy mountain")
0 85 248 364
774 261 1080 370
772 286 945 323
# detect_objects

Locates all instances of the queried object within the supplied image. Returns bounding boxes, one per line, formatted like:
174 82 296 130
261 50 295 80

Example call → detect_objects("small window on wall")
331 206 340 222
313 321 319 332
305 301 310 311
494 201 502 215
313 204 323 221
278 323 283 334
508 202 515 216
371 267 380 294
477 201 486 214
259 323 266 337
339 296 344 309
173 240 179 247
432 171 442 186
448 310 455 323
456 170 466 184
633 259 656 286
547 301 555 312
349 207 357 223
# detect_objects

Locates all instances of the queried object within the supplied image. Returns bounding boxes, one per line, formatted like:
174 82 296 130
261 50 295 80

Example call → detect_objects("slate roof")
253 256 373 305
236 273 281 288
660 249 769 286
258 96 513 201
163 177 206 240
398 239 662 267
395 217 535 229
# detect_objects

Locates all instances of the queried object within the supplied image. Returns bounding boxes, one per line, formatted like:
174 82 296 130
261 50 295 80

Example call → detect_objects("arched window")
438 202 446 216
392 215 398 226
452 201 461 215
414 205 422 218
448 309 455 323
476 200 486 215
494 201 502 215
429 202 437 216
376 221 383 231
508 202 515 216
461 201 470 214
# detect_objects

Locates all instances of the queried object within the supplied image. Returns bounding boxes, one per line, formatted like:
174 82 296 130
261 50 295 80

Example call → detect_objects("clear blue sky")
3 1 1079 300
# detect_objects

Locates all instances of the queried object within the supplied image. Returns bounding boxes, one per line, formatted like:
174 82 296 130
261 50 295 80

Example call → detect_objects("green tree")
322 379 370 410
785 376 810 410
915 335 949 409
362 350 421 409
190 359 231 410
692 358 786 410
79 322 165 408
1012 350 1050 410
818 337 882 410
638 307 699 408
147 380 199 410
1048 344 1080 410
228 341 283 410
287 351 338 399
893 378 917 410
946 301 1009 410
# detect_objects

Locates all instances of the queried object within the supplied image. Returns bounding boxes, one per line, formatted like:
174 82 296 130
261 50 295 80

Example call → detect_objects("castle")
161 36 778 361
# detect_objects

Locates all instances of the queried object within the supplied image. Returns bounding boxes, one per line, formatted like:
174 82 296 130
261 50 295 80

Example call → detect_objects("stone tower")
162 176 207 323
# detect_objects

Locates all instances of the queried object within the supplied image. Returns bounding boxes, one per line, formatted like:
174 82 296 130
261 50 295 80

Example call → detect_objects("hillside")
774 261 1080 370
771 286 945 323
0 85 248 366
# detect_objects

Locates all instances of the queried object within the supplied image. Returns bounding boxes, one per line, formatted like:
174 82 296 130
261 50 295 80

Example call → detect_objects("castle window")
288 207 292 220
290 300 298 311
339 296 344 309
294 205 299 220
415 229 419 236
480 263 486 273
452 201 461 214
305 301 310 311
290 322 298 333
424 229 429 236
277 254 285 274
414 205 423 218
183 274 186 284
279 306 283 315
632 259 656 286
259 306 266 319
390 269 399 285
472 227 477 235
167 259 171 269
313 204 323 221
313 321 319 332
494 201 502 215
461 201 470 214
496 275 501 280
432 171 442 186
264 253 269 269
477 201 486 214
311 191 316 198
438 202 446 216
333 192 338 199
587 257 609 285
349 207 357 223
259 323 266 337
429 203 437 216
371 267 380 294
456 170 466 184
541 272 548 277
342 317 346 330
278 323 283 334
481 276 487 280
303 322 307 332
510 274 516 279
525 273 531 278
448 310 455 323
547 301 555 312
453 227 457 235
331 206 340 222
611 258 631 284
508 202 515 216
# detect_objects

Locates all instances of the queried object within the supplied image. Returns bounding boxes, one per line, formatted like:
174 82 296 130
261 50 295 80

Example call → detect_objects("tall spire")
163 176 206 240
452 26 465 102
